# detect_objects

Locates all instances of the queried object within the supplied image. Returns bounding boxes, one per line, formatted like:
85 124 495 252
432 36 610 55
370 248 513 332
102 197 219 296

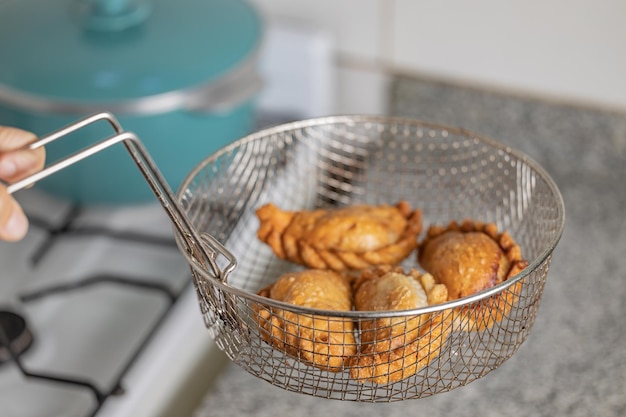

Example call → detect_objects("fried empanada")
348 265 449 384
418 219 528 331
256 201 422 271
255 269 356 372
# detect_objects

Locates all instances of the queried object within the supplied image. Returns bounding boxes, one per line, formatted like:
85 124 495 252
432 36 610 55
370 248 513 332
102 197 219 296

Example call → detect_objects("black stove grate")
1 203 191 417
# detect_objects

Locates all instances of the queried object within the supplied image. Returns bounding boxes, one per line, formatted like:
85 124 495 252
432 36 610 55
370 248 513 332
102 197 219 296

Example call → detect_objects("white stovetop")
0 189 218 417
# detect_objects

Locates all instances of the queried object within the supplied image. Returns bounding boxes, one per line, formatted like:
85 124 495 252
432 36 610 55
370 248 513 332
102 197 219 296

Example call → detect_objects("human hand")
0 126 46 241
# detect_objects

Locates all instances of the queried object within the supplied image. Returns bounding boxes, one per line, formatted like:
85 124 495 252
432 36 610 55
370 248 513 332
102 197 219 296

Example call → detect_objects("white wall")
250 0 626 114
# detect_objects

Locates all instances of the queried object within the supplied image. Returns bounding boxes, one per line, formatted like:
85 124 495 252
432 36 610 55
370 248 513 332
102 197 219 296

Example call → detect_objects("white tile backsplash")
249 0 381 60
392 0 626 110
249 0 626 112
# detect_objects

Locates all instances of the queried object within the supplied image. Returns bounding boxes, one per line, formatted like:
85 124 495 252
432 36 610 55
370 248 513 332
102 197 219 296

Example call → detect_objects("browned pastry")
255 269 357 372
348 265 449 384
256 201 422 271
418 219 529 331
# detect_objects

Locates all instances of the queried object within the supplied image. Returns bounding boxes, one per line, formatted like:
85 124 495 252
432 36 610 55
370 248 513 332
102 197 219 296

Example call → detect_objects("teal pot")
0 0 262 204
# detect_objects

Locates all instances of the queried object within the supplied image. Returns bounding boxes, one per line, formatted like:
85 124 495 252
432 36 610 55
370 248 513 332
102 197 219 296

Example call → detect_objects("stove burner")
0 311 34 364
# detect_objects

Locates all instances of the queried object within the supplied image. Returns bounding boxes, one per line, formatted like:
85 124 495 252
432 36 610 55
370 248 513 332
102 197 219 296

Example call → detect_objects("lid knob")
75 0 151 31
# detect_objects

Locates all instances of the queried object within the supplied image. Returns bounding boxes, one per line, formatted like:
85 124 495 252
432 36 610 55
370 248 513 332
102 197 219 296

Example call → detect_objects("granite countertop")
193 78 626 417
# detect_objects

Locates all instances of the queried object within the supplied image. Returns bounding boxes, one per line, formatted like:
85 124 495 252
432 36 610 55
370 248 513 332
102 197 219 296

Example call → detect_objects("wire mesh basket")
9 113 565 402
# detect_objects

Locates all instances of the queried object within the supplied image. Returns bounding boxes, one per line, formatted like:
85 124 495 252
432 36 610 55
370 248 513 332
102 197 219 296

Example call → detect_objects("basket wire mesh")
8 114 565 402
177 115 565 402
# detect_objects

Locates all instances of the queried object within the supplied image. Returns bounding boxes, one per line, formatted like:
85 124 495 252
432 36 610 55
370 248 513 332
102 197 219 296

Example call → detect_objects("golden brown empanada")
348 265 449 384
255 269 357 372
418 219 528 331
256 201 422 271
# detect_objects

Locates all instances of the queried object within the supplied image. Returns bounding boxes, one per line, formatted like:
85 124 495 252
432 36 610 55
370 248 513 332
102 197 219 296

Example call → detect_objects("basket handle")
5 112 236 282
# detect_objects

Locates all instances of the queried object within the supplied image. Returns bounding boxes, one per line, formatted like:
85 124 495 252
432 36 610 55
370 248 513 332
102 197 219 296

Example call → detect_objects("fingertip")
0 157 17 178
0 195 29 242
0 148 45 183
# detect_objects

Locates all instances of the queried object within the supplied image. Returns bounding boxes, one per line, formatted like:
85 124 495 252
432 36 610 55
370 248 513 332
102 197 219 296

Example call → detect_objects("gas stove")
0 189 212 417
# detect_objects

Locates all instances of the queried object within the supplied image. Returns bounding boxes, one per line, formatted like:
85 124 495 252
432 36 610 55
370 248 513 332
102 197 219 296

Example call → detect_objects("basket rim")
174 114 566 318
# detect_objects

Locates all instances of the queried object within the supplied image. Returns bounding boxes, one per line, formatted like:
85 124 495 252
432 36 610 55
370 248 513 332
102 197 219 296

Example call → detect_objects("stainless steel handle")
6 112 236 282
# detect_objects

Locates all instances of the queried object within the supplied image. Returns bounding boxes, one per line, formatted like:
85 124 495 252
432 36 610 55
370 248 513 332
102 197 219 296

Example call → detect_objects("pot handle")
184 56 263 114
5 112 237 283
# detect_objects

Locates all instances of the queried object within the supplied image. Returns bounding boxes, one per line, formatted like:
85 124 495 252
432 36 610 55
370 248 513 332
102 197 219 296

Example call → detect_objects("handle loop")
7 112 236 282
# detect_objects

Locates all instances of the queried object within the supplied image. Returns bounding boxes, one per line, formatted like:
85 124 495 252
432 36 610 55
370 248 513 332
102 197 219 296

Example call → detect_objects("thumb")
0 126 44 183
0 185 29 241
0 126 37 150
0 126 37 152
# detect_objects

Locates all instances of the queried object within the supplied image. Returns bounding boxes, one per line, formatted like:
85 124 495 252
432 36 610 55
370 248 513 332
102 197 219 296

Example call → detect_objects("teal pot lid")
0 0 262 112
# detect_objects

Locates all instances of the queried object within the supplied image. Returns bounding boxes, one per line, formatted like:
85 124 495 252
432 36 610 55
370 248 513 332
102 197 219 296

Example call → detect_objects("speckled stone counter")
193 77 626 417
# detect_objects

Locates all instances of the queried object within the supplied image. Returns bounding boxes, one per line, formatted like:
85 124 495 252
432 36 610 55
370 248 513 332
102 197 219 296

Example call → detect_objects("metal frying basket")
7 113 565 402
